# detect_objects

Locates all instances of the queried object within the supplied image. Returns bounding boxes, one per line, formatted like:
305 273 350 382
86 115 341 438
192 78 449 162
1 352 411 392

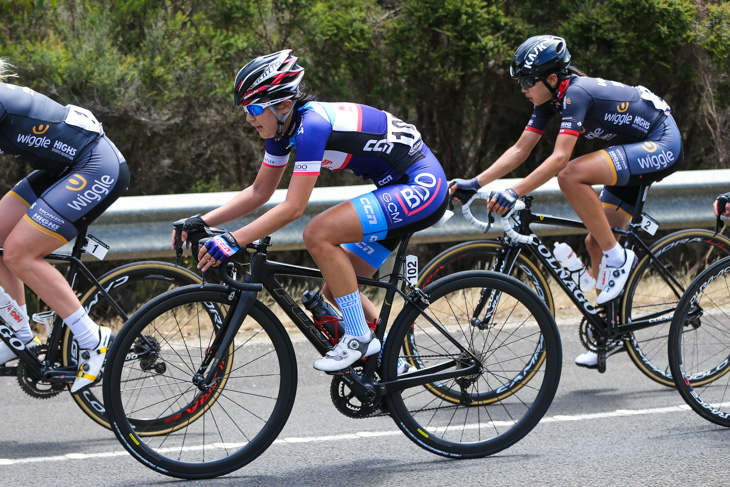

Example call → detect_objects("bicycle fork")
192 288 258 392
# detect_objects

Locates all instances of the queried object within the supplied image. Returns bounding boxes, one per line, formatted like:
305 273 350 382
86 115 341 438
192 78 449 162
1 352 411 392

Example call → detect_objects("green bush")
1 0 729 195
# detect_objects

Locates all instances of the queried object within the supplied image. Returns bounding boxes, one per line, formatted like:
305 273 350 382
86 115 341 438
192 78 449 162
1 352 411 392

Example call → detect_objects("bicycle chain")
331 354 475 418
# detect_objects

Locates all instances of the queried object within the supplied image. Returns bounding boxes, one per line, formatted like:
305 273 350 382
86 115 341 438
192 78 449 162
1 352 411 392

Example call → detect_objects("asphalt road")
1 321 728 487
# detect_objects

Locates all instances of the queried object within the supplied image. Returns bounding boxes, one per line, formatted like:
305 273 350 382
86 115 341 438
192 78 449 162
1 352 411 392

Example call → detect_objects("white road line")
0 403 695 466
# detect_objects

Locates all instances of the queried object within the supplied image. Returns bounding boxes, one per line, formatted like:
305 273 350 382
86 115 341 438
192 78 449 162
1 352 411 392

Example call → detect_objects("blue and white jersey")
263 101 426 187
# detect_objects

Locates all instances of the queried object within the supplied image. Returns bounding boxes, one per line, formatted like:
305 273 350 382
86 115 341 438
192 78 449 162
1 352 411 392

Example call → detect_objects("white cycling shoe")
575 340 626 368
0 336 41 364
71 326 113 393
596 249 636 305
314 332 381 372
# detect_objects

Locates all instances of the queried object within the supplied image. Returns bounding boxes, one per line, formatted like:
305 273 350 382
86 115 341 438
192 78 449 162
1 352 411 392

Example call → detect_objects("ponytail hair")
0 58 18 83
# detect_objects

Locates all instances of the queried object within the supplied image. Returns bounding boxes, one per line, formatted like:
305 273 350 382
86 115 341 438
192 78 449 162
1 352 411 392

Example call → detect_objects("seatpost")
629 185 651 228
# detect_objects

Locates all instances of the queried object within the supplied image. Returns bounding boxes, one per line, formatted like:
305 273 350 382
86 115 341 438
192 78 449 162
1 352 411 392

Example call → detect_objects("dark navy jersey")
525 75 670 144
0 82 104 175
263 101 426 187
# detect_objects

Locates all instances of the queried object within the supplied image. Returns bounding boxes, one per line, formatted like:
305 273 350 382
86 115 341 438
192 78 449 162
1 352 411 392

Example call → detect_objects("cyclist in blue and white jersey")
451 35 683 368
0 59 129 391
175 50 448 372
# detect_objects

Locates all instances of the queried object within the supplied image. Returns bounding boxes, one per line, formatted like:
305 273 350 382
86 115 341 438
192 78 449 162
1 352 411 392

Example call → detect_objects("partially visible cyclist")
450 35 684 368
174 49 448 373
0 59 129 392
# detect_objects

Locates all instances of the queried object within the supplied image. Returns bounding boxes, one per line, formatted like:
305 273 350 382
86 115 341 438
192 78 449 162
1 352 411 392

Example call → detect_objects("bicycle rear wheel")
383 271 561 458
622 229 730 385
103 286 297 479
64 261 202 430
669 257 730 427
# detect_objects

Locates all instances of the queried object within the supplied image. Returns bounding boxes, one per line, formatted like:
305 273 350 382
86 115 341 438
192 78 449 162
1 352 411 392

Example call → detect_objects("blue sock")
334 290 370 339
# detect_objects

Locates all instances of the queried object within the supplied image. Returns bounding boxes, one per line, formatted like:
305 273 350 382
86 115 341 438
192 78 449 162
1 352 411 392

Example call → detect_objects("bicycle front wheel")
103 285 297 479
669 257 730 427
622 229 730 386
383 271 561 458
64 261 202 431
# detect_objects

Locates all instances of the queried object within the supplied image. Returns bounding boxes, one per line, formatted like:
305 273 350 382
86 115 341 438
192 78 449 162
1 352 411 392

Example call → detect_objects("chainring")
16 346 65 399
330 366 383 419
578 318 627 354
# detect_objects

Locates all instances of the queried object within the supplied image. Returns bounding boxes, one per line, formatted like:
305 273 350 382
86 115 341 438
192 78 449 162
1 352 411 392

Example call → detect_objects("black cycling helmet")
510 35 571 80
233 49 304 107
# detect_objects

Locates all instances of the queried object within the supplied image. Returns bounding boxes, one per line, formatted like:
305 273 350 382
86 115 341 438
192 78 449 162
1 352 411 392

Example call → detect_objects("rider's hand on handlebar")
198 232 240 271
448 178 480 203
171 214 208 250
488 188 519 215
714 193 730 218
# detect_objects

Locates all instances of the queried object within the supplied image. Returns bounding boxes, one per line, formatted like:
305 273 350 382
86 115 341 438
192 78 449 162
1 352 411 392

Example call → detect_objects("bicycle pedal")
0 365 18 376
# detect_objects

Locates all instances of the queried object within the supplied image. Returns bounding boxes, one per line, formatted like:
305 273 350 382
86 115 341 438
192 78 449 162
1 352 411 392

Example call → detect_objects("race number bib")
65 105 103 134
637 86 671 114
384 112 423 155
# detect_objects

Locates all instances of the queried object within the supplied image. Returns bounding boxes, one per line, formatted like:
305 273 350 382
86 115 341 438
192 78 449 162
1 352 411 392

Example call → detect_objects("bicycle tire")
669 257 730 427
383 270 561 458
621 229 730 386
103 285 297 479
61 261 202 431
418 240 555 314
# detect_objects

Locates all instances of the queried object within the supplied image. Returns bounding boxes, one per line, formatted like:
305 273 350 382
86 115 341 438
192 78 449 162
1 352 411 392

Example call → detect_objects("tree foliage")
1 0 729 195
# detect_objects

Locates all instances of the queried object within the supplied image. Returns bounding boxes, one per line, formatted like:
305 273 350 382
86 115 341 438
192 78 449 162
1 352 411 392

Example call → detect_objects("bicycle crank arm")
42 365 79 384
0 365 17 376
327 367 377 402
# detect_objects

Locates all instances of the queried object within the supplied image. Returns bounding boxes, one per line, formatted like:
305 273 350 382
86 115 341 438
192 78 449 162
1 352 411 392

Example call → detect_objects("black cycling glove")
182 214 208 233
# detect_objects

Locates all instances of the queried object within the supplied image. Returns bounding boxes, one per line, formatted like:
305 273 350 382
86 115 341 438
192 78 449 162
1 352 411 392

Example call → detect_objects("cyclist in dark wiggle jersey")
451 35 684 368
0 59 129 391
175 50 447 372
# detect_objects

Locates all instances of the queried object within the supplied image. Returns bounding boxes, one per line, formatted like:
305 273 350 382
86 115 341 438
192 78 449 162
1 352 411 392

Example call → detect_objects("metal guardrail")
64 169 730 261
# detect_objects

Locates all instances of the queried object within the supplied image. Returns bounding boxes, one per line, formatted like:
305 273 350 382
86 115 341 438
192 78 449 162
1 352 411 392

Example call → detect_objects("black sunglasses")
516 77 543 90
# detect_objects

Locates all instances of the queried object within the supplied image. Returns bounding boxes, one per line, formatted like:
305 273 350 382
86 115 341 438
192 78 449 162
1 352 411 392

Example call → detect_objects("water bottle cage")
314 315 343 344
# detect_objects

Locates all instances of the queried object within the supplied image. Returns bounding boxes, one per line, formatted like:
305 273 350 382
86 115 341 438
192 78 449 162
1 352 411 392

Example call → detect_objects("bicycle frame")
490 193 687 341
0 228 127 382
193 234 481 399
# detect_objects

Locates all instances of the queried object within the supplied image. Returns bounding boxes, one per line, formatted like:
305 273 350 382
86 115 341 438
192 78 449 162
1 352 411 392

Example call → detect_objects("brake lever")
173 220 185 265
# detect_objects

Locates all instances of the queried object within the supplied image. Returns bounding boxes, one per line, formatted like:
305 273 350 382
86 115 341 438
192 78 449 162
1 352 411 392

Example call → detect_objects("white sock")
603 243 626 267
0 287 32 342
63 306 99 349
334 291 370 339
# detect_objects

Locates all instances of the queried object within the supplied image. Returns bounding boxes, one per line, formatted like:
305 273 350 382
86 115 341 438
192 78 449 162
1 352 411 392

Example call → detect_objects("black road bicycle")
102 225 562 479
419 185 730 385
668 204 730 426
0 226 201 431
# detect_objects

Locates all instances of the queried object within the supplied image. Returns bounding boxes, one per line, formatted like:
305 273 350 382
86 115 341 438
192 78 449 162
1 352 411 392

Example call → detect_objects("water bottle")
553 242 595 293
302 290 345 342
